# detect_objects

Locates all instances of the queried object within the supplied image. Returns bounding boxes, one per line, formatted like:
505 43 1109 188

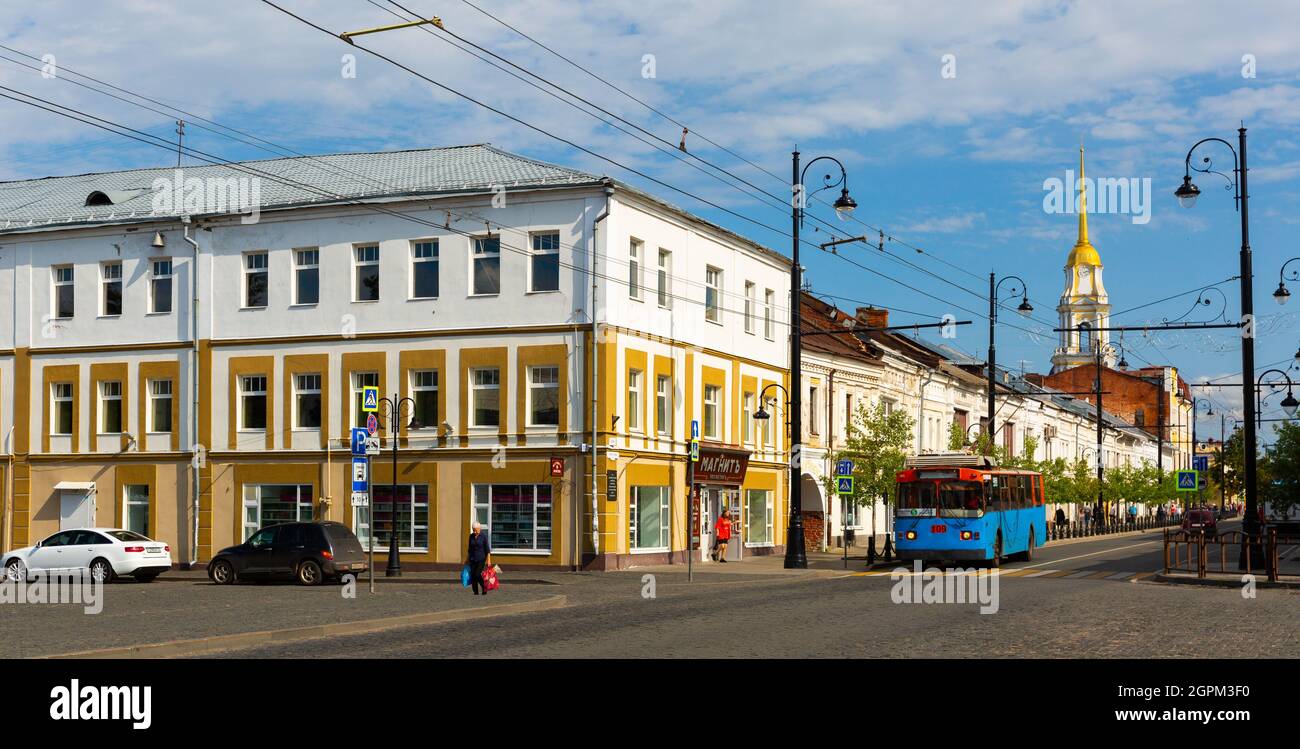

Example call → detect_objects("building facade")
0 145 790 571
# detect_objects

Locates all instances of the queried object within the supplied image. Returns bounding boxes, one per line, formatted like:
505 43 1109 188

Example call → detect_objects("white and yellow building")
0 145 790 570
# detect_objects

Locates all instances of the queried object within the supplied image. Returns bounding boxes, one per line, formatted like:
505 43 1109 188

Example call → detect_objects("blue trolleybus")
893 454 1046 566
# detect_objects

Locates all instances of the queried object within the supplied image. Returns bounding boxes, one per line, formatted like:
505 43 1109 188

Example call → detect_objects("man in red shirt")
712 509 734 562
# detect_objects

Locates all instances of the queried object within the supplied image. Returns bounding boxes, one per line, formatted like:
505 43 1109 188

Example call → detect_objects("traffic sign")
689 440 700 462
352 457 369 492
362 386 379 413
351 492 369 508
691 420 699 440
836 459 854 476
836 476 855 495
366 413 379 436
1176 470 1197 492
1193 455 1209 472
350 427 368 456
364 436 381 456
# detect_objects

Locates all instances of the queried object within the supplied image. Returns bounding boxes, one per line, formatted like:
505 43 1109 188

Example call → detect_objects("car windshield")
105 530 151 542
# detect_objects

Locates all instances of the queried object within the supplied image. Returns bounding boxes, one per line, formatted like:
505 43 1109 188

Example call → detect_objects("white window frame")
410 369 438 430
744 281 756 334
99 380 122 434
703 385 721 439
149 258 173 314
657 249 672 308
628 238 644 300
656 375 672 437
293 248 320 306
294 373 322 430
764 288 775 340
470 367 501 428
528 232 560 293
123 485 150 537
52 382 74 436
351 371 379 428
705 266 722 324
743 392 755 446
745 488 774 547
148 379 173 434
809 386 820 435
353 244 380 302
527 365 560 427
100 262 123 317
354 484 430 552
241 484 314 541
240 375 268 431
243 252 269 308
627 369 643 432
471 484 553 554
471 235 501 296
629 486 671 553
410 240 439 300
52 265 74 320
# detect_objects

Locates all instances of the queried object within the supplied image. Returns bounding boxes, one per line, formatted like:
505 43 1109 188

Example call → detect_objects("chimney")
855 306 889 329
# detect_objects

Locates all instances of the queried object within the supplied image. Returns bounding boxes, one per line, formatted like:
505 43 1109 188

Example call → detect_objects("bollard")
867 535 877 565
883 533 894 562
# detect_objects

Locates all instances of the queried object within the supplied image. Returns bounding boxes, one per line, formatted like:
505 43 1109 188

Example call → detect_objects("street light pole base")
784 523 808 569
385 535 402 577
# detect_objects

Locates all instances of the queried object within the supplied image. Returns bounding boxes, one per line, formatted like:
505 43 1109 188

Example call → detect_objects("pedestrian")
712 509 734 562
1054 506 1067 529
1128 503 1137 526
465 520 492 596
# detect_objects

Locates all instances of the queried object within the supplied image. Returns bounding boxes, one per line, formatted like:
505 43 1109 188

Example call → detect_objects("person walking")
1128 503 1138 526
712 509 734 562
465 520 493 595
1054 506 1067 531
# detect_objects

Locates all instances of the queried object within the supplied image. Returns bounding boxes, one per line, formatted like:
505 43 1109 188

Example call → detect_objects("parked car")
2 528 172 583
207 521 367 586
1181 508 1218 536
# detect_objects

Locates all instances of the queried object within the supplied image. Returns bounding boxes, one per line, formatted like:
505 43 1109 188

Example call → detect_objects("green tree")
824 401 915 544
1261 421 1300 513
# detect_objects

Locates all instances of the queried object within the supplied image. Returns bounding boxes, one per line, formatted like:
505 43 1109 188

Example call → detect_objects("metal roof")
0 144 603 233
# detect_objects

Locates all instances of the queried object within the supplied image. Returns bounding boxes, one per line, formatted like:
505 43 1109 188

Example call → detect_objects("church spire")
1077 145 1089 246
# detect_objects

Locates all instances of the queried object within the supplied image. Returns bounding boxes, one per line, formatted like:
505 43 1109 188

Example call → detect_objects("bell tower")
1051 146 1113 373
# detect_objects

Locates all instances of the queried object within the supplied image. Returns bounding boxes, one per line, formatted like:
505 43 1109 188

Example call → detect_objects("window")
52 266 74 319
149 379 173 433
746 489 773 545
357 484 429 551
743 392 755 445
242 484 313 540
149 259 173 314
627 369 642 431
124 485 149 536
656 375 672 436
529 233 559 292
294 249 319 305
705 266 722 323
764 288 775 339
52 383 73 435
1003 422 1015 454
295 373 321 429
472 484 552 552
471 367 500 427
628 238 643 300
528 366 559 426
846 394 855 435
744 281 756 334
1134 408 1146 427
352 372 378 428
881 397 897 416
99 381 122 433
809 386 819 434
630 486 670 551
472 236 501 295
703 385 721 439
657 249 671 308
1078 321 1093 351
354 244 379 301
411 241 439 299
411 370 438 428
244 252 268 307
240 375 267 430
101 263 122 316
759 394 772 447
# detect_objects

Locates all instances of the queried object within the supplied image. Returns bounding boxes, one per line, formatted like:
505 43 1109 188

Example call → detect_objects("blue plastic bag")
460 565 471 588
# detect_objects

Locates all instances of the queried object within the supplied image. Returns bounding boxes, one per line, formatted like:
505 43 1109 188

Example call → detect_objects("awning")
53 481 96 491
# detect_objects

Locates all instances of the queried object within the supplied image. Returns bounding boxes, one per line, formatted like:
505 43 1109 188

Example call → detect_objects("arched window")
1078 321 1093 351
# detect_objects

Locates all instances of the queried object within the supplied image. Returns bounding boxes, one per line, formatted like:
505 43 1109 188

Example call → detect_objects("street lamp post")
1174 128 1260 562
1191 398 1213 507
1256 370 1300 429
1087 334 1128 527
987 274 1034 455
788 150 856 569
1219 415 1240 511
378 393 422 577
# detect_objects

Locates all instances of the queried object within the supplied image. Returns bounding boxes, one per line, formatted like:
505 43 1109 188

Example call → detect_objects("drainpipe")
182 217 201 568
589 181 614 563
3 427 12 553
825 369 835 552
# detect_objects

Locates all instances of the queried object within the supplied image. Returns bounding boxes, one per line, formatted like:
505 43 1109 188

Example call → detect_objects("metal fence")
1163 527 1291 582
1046 513 1179 541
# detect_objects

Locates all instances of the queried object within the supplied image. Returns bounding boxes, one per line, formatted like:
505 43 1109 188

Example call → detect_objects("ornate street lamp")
985 274 1032 456
788 151 855 569
378 394 422 577
1257 370 1298 422
1273 257 1299 305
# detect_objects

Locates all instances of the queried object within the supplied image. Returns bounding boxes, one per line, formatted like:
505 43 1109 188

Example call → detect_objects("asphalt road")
211 525 1300 658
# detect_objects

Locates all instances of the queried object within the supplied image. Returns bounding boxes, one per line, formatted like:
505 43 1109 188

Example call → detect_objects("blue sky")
2 0 1299 438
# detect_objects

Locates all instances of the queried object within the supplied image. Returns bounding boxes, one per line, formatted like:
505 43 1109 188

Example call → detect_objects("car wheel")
89 558 115 584
990 535 1003 568
296 560 323 586
1021 528 1035 562
209 559 236 585
5 559 26 582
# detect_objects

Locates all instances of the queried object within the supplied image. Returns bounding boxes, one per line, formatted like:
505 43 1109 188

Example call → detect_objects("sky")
1 0 1299 442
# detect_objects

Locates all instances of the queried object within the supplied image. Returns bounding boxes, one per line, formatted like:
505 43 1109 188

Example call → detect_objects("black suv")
208 521 367 585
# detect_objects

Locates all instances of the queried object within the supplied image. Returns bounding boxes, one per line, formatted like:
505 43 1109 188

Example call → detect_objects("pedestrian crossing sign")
1176 470 1197 491
836 476 854 495
362 386 379 413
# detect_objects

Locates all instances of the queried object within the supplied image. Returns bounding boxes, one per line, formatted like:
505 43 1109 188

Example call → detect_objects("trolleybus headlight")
905 531 917 540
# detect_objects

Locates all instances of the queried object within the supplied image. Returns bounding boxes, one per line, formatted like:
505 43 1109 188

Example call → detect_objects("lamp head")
832 187 857 220
1174 175 1201 208
1017 297 1033 316
753 407 770 421
1283 391 1299 418
1274 282 1291 306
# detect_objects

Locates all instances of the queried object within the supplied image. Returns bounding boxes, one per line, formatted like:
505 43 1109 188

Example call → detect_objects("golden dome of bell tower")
1051 145 1113 373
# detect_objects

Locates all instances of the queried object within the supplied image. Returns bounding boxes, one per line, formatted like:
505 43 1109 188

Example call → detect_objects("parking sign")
352 457 369 492
351 427 368 456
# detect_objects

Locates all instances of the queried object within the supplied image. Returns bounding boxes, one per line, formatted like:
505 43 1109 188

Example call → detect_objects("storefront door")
701 486 743 561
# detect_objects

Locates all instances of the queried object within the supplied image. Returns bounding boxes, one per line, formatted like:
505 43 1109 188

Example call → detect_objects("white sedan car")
2 528 172 583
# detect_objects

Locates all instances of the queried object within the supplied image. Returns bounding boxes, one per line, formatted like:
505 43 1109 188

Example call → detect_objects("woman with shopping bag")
465 521 493 595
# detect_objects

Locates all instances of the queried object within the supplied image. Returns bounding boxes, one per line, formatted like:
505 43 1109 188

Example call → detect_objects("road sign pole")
688 456 694 583
368 454 374 594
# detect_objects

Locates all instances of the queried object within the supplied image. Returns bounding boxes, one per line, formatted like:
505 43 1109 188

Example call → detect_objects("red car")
1181 508 1218 536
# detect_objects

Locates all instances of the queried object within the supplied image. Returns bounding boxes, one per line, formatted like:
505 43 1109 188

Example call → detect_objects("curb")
154 575 562 586
1151 573 1299 590
40 594 568 659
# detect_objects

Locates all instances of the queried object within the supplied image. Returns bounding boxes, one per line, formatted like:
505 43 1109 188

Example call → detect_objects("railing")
1046 513 1180 541
1163 527 1285 582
